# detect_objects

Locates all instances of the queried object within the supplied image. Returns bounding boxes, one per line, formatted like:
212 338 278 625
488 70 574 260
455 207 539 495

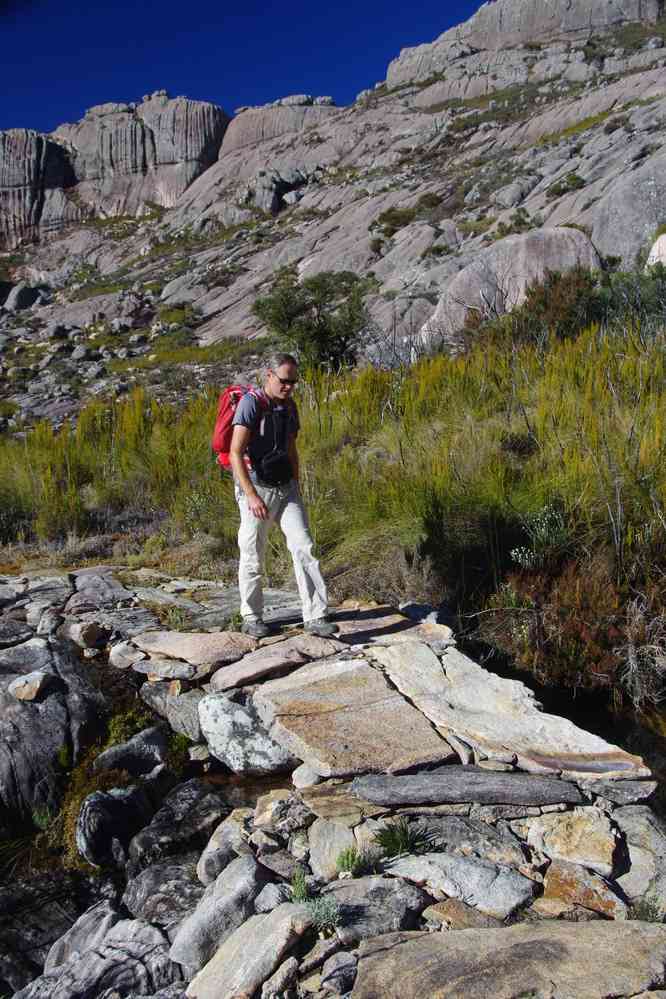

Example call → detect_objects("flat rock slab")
410 646 649 779
254 659 456 777
333 606 452 647
185 903 312 999
300 781 386 826
211 634 346 691
352 767 584 807
385 852 536 919
351 922 666 999
134 631 257 670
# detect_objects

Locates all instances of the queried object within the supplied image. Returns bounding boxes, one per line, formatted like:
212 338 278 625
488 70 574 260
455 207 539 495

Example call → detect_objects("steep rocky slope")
3 0 666 430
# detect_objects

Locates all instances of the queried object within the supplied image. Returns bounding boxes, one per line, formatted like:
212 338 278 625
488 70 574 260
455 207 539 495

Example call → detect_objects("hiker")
228 352 338 639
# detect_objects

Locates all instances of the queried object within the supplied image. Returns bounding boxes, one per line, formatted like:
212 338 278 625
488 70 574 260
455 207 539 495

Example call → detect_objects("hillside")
4 2 666 428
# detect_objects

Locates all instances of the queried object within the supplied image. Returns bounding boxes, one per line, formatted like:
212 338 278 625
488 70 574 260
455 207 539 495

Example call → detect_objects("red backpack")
211 385 269 469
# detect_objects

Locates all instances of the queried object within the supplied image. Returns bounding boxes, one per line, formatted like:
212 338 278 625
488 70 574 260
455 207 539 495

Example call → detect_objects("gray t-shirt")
232 391 299 475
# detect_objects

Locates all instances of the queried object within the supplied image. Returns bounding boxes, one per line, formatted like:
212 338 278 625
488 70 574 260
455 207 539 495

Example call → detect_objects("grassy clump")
546 172 586 200
628 894 665 921
305 895 342 935
372 818 432 858
291 865 311 901
335 845 382 876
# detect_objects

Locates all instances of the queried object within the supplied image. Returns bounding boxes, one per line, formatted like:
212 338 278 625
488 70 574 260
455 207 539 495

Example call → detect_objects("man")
229 352 338 639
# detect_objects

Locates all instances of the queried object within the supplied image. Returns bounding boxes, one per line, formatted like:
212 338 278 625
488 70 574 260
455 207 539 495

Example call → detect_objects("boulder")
210 633 345 691
0 638 106 836
129 779 228 869
592 150 666 267
321 951 358 994
253 659 455 778
351 768 584 808
76 785 155 867
92 724 170 776
199 692 298 774
324 875 430 945
413 814 526 868
8 670 57 700
44 899 122 972
12 917 182 999
385 852 536 919
133 631 256 677
522 807 622 878
308 817 357 881
122 853 205 927
0 873 100 993
533 859 628 919
169 856 268 977
614 804 666 903
262 956 299 998
185 903 312 999
351 922 666 999
197 808 253 885
422 228 600 344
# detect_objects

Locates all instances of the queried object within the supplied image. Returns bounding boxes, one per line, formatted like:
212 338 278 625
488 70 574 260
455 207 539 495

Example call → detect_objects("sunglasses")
274 374 298 386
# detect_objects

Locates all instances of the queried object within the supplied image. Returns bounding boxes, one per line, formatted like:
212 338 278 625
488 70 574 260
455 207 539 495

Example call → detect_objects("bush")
335 845 382 876
253 266 369 369
305 895 342 935
546 172 586 199
372 817 432 857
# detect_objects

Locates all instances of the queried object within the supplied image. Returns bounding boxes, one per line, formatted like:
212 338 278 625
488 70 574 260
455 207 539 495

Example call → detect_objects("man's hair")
266 351 298 373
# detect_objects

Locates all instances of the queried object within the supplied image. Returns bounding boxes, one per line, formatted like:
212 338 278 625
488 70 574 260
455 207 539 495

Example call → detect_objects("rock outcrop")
387 0 662 86
0 92 229 247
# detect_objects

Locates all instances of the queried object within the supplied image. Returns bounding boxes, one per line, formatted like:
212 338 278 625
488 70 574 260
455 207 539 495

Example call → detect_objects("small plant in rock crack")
372 817 432 857
290 866 312 902
305 895 342 936
335 845 383 876
628 894 665 922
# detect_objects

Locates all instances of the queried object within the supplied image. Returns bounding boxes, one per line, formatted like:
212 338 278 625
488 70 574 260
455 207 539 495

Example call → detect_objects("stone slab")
253 659 456 777
351 767 585 807
374 643 649 779
385 852 536 919
333 606 452 647
210 634 346 691
133 631 256 668
350 923 666 999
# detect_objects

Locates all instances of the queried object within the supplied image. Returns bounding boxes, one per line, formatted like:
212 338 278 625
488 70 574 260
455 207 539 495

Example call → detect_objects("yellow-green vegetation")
546 172 586 199
371 192 442 238
107 334 265 376
335 845 382 875
458 216 496 237
537 111 614 146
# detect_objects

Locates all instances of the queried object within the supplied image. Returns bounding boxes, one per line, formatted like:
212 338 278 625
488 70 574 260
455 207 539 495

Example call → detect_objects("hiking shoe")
241 619 270 639
304 617 339 638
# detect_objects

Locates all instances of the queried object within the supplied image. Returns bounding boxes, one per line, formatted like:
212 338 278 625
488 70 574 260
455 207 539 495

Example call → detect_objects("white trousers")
235 478 328 624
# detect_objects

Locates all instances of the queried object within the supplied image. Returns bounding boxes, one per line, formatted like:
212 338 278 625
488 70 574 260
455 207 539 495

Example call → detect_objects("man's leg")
236 482 271 622
277 482 329 624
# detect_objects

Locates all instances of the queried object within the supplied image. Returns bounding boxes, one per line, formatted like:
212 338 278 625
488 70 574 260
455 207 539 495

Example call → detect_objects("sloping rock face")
0 130 78 246
387 0 661 86
51 92 230 216
0 636 106 835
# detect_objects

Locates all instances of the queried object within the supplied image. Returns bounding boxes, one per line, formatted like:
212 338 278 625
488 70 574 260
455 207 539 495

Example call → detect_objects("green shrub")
628 894 665 921
253 266 369 369
335 845 382 876
305 895 342 934
546 172 586 199
291 866 311 901
372 817 431 857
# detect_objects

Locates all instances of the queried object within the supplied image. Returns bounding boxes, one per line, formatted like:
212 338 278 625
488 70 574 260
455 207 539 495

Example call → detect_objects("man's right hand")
247 493 269 520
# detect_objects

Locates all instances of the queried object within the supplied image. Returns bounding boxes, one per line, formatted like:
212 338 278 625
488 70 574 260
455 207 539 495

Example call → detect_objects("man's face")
267 362 299 401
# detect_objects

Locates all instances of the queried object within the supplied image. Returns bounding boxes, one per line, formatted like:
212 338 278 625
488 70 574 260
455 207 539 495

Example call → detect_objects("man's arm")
230 425 269 520
287 435 299 486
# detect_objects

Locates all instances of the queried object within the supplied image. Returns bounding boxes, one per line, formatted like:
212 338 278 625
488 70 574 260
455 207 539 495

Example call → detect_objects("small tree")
253 266 369 369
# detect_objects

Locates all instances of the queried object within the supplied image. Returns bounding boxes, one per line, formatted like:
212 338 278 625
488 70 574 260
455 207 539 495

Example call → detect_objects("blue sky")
2 0 481 134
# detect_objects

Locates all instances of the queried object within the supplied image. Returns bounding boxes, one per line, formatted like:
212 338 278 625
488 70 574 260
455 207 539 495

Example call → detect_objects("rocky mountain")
3 0 666 428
